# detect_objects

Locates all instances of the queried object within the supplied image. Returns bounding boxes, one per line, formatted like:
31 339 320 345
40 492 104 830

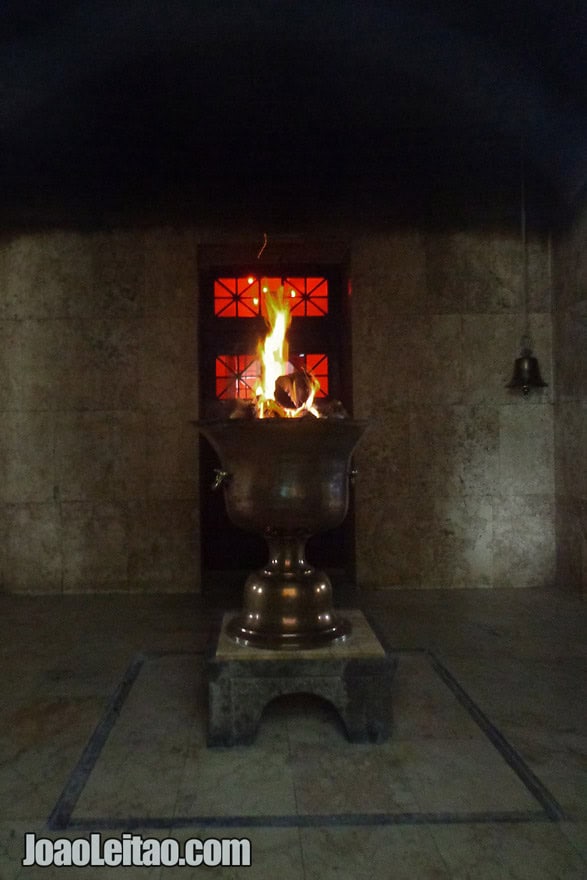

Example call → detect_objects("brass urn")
198 418 366 649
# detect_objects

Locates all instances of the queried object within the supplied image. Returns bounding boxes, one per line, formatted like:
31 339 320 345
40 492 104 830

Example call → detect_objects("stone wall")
0 225 556 592
553 199 587 592
351 229 555 588
0 229 200 592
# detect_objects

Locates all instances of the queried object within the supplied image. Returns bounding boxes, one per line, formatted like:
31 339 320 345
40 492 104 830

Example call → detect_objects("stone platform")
206 609 397 746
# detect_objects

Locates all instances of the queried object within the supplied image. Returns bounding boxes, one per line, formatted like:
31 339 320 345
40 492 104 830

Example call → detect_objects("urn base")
226 537 351 649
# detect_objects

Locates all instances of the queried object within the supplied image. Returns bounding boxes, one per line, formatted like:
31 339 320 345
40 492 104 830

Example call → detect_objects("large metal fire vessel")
199 418 366 649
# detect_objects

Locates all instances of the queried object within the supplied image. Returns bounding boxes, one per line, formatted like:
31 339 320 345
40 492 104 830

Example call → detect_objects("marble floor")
0 588 586 879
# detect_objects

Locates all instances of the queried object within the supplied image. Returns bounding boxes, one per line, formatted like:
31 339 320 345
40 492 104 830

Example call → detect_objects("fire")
255 282 321 418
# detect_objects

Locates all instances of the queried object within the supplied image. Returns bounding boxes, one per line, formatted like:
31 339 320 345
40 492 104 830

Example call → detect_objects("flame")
255 281 321 418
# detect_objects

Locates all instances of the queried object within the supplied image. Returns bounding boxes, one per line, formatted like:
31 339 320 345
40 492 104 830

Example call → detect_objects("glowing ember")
255 282 321 418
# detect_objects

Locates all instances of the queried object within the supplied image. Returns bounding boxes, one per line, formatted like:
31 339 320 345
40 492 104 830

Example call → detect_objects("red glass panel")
215 353 329 400
215 276 328 318
290 353 329 397
215 355 260 399
285 277 328 316
214 278 261 318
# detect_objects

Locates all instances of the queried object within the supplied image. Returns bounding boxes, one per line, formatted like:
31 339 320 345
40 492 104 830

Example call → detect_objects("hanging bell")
507 348 548 395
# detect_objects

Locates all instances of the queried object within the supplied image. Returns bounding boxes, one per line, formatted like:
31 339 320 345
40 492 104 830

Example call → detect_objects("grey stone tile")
430 822 587 879
0 696 104 822
145 410 199 501
410 315 463 405
138 314 199 412
82 229 146 318
561 821 587 862
144 227 198 317
71 318 141 411
405 737 537 812
1 503 62 593
290 742 420 815
425 230 522 314
301 826 450 880
61 501 128 592
492 495 556 588
0 232 92 320
419 496 494 588
0 412 56 504
355 494 425 588
498 404 554 496
351 231 428 314
162 827 302 879
176 745 297 817
127 501 199 592
0 823 28 880
55 410 148 503
352 311 416 409
410 405 499 498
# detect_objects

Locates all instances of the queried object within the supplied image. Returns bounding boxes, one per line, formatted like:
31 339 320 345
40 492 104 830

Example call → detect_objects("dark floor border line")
65 809 551 832
47 645 565 832
426 651 567 821
46 654 147 832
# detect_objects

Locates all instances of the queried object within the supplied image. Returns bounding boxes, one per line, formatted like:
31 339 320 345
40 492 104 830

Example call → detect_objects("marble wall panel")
0 232 92 320
425 231 521 313
70 318 141 411
554 402 587 501
425 230 550 314
144 410 199 500
351 232 427 314
355 495 426 588
553 198 587 592
409 315 463 405
419 496 494 588
354 406 411 499
61 503 129 592
409 405 499 498
352 312 416 410
0 319 78 411
0 411 55 503
492 494 556 588
54 411 148 502
0 317 141 412
555 499 587 591
126 500 199 592
139 313 199 412
498 404 555 496
143 227 198 316
0 503 62 592
555 308 587 400
84 230 146 318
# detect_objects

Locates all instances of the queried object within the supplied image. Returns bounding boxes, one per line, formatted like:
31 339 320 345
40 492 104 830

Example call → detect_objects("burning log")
274 369 315 410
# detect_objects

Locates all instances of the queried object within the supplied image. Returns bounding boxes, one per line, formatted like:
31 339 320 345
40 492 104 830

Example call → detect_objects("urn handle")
212 468 232 491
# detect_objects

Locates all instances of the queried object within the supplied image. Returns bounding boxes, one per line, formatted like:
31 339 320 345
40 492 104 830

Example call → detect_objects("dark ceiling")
1 0 586 229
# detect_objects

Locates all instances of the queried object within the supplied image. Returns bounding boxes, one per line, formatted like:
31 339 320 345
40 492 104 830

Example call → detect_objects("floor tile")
430 822 587 879
405 738 537 813
160 827 303 879
300 826 451 880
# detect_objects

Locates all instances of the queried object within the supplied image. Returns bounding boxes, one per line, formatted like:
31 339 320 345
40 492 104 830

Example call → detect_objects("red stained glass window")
285 277 329 316
290 353 329 397
215 355 261 399
214 278 262 318
215 353 329 399
214 276 328 317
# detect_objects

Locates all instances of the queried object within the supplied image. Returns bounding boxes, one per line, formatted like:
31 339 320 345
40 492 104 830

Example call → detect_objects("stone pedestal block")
207 609 397 746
